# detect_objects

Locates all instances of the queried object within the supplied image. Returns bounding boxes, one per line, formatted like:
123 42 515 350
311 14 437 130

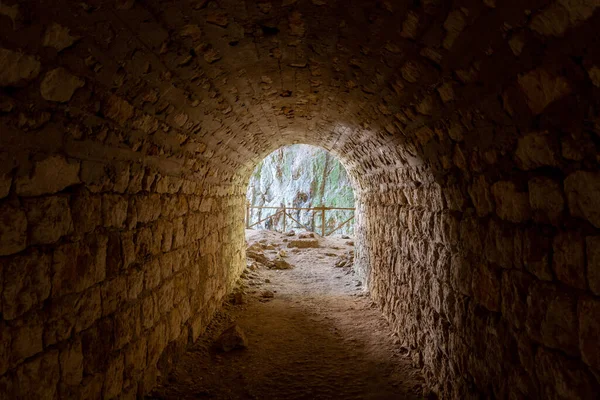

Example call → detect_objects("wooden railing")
245 203 355 237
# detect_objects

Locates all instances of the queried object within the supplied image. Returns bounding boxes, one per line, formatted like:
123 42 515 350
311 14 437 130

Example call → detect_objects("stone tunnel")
0 0 599 398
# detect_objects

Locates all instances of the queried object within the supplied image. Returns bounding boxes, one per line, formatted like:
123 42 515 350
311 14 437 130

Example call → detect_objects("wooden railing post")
321 205 326 237
246 201 250 229
245 204 354 235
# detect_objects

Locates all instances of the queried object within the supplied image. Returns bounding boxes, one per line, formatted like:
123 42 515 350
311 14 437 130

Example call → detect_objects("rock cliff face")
246 145 355 235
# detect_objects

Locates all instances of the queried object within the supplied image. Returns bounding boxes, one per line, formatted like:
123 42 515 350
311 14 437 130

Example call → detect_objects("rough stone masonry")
0 0 599 399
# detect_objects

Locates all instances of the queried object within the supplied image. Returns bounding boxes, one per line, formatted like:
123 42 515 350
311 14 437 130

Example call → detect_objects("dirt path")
148 230 425 400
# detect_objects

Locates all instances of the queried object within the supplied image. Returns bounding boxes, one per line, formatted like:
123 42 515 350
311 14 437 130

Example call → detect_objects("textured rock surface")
0 0 599 399
247 144 354 235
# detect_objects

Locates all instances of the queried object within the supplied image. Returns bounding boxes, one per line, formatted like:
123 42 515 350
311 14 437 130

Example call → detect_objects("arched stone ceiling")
4 0 597 192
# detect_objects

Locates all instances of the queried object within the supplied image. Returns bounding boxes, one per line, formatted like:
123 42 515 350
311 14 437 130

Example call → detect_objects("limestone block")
126 200 138 230
122 231 136 269
158 280 175 315
518 69 571 115
484 219 514 268
515 132 557 170
437 81 454 103
144 259 162 290
135 227 154 258
535 347 596 399
2 249 51 320
400 11 418 38
124 338 146 382
42 23 79 52
530 3 570 36
80 374 104 400
579 297 600 370
168 307 183 341
172 217 186 249
528 177 564 222
115 304 141 349
501 271 533 330
189 314 205 342
128 164 144 194
586 236 600 295
443 185 466 211
127 268 144 301
113 162 131 193
178 297 192 324
459 213 483 254
132 114 159 134
468 175 494 217
149 225 164 256
450 253 472 296
173 274 188 303
491 181 531 223
199 197 213 212
80 160 114 193
81 317 114 374
0 172 11 199
400 61 420 83
135 194 162 223
25 196 73 245
181 180 198 195
106 232 124 278
40 68 84 102
102 194 128 228
142 169 157 192
15 350 60 400
155 175 183 194
71 192 102 235
103 353 124 399
552 232 586 290
161 221 174 252
588 65 600 87
45 287 102 346
11 312 44 363
0 48 40 86
52 235 107 297
141 294 157 330
522 228 553 280
101 275 127 317
0 322 9 376
564 171 600 228
160 252 175 279
531 0 599 37
0 203 27 256
59 337 83 386
526 282 578 356
15 155 80 196
509 34 525 56
172 196 189 218
103 95 134 124
161 196 177 218
147 321 167 366
472 264 500 312
443 9 467 50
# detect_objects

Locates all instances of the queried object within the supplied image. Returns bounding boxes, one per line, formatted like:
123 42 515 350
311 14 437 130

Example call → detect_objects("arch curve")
0 0 599 399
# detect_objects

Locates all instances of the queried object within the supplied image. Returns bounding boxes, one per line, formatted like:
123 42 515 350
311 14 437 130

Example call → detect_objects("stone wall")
0 2 245 396
0 121 245 398
1 0 599 399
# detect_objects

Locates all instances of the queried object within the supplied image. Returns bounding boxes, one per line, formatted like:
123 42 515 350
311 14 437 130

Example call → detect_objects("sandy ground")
148 230 425 400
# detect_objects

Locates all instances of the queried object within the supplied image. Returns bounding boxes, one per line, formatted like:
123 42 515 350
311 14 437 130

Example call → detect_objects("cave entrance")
245 144 356 237
243 143 359 286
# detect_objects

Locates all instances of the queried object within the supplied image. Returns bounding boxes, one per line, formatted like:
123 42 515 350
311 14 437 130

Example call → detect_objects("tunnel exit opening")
243 144 360 283
245 144 357 238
